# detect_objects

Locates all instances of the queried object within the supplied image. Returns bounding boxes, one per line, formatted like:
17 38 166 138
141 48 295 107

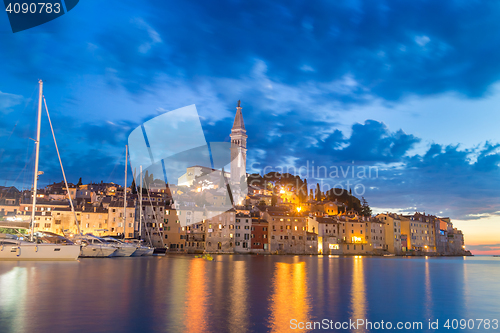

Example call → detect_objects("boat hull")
153 247 167 256
110 246 136 257
131 247 151 257
0 243 81 261
80 245 116 258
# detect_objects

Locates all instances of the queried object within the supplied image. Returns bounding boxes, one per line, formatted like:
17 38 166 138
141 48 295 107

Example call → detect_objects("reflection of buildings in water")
424 260 434 321
184 259 209 333
350 257 367 333
268 261 310 333
228 260 249 333
164 258 189 330
0 266 28 332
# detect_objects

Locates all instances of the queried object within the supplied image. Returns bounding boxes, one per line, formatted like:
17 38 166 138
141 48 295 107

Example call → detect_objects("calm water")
0 255 499 333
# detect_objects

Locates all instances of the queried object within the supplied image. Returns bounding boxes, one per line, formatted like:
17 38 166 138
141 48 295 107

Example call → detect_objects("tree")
131 178 137 195
360 197 372 217
315 183 322 201
77 177 82 186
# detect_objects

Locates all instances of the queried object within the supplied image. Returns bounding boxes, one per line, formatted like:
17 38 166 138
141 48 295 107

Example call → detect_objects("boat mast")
139 165 142 238
43 96 80 235
30 80 43 242
123 145 128 239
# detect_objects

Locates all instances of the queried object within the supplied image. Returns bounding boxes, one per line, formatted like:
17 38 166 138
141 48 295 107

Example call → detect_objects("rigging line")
0 85 38 163
0 85 39 186
144 178 165 248
106 152 122 184
132 169 153 246
0 154 33 200
43 96 81 235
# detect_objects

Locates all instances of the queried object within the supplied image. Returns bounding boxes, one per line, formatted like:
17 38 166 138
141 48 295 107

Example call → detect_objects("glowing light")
280 189 285 194
296 206 302 212
197 188 201 192
352 236 362 243
329 244 339 250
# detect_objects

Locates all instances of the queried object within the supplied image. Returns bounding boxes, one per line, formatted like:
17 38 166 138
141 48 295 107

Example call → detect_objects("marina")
0 255 499 333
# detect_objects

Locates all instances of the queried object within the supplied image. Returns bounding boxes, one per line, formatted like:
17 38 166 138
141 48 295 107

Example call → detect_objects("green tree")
360 197 372 217
131 178 137 195
315 183 322 201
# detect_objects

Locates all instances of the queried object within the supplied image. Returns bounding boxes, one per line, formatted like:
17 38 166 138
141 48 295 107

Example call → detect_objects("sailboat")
0 80 80 260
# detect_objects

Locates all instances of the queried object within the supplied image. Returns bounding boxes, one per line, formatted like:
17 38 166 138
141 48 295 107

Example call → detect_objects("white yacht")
0 81 80 261
0 233 80 261
74 234 117 258
102 237 137 257
128 240 154 256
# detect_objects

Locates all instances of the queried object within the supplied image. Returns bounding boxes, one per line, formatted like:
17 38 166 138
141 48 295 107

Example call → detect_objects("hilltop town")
0 102 470 256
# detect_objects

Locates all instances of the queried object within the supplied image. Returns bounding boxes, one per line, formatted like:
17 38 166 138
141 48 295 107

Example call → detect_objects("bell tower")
230 100 247 184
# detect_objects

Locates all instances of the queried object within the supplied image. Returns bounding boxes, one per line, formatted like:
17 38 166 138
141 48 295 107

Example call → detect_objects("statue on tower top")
237 100 241 108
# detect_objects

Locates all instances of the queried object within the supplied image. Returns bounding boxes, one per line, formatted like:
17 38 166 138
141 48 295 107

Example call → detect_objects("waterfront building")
235 213 252 252
205 208 237 253
264 211 307 254
107 200 135 238
250 217 269 252
377 213 402 254
185 220 205 253
160 206 184 251
338 215 372 254
79 205 109 236
368 219 386 253
400 213 436 252
306 216 341 255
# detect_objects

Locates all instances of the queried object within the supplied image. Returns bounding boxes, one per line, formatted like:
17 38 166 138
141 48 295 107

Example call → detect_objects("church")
177 101 248 188
230 100 247 184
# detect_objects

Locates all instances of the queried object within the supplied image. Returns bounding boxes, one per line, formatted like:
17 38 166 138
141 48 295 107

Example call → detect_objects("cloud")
0 91 23 114
414 35 430 47
465 244 500 252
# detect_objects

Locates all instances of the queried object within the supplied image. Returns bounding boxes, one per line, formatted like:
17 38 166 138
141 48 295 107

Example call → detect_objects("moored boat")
0 233 80 261
73 234 117 258
102 237 137 257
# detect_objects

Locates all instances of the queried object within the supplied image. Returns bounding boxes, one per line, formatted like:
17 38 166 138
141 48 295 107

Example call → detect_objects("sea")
0 255 499 333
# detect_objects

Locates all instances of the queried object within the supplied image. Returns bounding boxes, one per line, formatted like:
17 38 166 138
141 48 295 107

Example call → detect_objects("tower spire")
230 100 247 184
232 100 245 130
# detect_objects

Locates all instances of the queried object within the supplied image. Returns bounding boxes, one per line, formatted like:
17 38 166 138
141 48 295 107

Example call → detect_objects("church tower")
230 100 247 184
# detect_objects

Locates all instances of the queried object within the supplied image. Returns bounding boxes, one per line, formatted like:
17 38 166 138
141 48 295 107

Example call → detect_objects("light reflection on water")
268 260 310 332
0 256 498 333
350 256 366 333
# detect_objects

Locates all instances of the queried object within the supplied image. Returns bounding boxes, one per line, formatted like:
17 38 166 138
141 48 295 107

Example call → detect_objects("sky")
1 0 500 254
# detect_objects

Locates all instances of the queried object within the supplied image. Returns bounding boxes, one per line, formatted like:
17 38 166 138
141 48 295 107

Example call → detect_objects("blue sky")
1 0 500 252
